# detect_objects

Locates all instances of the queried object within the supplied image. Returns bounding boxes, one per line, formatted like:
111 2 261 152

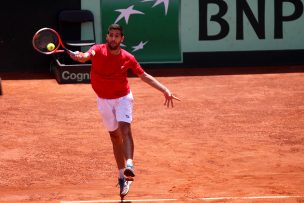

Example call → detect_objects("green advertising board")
181 0 304 52
100 0 182 63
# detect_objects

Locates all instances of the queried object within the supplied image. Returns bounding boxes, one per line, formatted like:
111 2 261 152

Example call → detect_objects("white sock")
126 159 134 167
119 169 124 179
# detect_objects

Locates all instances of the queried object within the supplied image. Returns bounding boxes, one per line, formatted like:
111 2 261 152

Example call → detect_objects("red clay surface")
0 70 304 203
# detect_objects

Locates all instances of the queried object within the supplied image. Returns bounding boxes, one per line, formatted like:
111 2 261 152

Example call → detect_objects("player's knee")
118 122 132 139
109 130 120 140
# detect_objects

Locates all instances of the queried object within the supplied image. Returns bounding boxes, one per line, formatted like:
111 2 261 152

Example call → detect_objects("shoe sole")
124 168 135 181
124 176 134 181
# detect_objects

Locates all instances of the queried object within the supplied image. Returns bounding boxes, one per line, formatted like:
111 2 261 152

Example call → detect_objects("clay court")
0 67 304 203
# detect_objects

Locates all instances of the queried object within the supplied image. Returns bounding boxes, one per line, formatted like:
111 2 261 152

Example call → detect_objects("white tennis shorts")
97 92 133 132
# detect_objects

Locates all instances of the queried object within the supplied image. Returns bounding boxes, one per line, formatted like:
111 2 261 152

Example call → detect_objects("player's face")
106 29 124 50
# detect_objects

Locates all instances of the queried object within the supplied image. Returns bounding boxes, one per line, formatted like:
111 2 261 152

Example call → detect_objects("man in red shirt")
70 24 180 197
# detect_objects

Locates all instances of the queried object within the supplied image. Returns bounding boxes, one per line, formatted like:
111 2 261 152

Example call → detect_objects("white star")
152 0 170 15
132 41 148 52
114 5 144 24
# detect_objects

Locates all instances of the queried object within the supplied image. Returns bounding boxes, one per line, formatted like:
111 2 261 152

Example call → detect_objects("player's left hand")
163 89 180 108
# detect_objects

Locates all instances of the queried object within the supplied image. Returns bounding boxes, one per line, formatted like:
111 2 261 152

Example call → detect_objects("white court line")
200 195 304 201
61 195 304 203
61 198 177 203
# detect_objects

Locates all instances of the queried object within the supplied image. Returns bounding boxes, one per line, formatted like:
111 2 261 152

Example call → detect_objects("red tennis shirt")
88 44 144 99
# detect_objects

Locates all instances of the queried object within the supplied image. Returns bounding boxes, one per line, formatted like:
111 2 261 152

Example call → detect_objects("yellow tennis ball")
47 43 55 51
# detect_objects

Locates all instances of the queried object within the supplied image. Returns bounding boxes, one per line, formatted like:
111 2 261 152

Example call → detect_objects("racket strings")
33 30 60 53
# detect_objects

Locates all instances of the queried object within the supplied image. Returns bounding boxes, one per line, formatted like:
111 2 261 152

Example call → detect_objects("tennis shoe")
124 165 135 181
118 178 132 197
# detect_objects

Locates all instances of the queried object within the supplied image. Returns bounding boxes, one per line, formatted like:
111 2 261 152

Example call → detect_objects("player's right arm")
70 51 92 63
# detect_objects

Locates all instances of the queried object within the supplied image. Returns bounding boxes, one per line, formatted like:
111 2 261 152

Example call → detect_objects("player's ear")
121 36 124 42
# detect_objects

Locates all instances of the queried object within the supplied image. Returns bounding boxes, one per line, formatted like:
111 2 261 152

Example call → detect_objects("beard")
107 41 120 50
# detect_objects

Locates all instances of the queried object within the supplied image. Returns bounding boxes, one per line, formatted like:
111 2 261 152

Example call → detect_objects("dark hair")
107 24 124 36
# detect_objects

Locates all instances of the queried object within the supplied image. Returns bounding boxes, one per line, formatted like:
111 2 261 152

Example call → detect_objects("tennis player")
70 24 180 197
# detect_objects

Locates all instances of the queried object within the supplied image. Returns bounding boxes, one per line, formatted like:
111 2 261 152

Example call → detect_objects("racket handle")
63 47 73 55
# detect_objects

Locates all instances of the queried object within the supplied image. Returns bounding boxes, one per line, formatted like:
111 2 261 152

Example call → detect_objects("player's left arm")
138 72 180 107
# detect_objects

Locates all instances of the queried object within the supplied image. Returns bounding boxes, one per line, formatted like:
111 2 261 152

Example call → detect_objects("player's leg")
97 97 131 197
119 121 135 179
115 122 134 197
119 122 135 179
116 92 136 180
109 129 125 172
109 128 131 197
97 98 125 177
119 122 134 161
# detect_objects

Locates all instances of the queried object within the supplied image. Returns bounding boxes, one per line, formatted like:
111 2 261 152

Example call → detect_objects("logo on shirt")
90 50 96 56
121 65 128 71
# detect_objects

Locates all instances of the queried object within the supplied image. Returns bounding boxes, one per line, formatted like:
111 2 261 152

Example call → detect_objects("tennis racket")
32 27 74 56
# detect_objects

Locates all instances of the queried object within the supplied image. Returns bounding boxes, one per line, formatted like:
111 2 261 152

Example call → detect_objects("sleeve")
130 55 145 76
87 45 98 57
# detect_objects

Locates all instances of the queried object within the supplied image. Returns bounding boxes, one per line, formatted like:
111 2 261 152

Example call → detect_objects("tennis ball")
47 43 55 51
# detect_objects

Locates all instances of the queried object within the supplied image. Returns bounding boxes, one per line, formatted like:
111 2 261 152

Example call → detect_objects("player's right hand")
70 51 90 63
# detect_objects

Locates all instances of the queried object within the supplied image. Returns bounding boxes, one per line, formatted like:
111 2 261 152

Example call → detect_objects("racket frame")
32 27 72 55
